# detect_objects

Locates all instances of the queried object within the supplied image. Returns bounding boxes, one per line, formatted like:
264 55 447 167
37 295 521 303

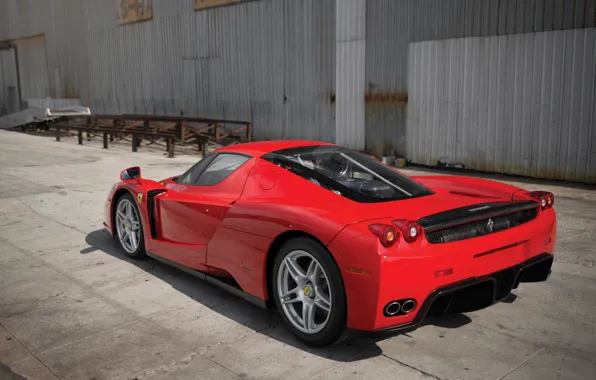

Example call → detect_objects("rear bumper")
328 207 556 331
348 252 553 337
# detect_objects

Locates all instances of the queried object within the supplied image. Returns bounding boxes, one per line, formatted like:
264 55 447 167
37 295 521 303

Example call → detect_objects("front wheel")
272 237 347 346
114 192 146 259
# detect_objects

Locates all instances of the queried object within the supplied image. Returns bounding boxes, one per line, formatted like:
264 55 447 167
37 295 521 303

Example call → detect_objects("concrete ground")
0 129 595 380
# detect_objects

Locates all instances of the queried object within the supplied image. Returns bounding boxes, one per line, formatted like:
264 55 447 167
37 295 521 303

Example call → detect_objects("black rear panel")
420 201 539 244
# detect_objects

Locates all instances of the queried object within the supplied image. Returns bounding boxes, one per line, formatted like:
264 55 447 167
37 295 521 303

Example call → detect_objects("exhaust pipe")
401 299 417 313
384 301 401 316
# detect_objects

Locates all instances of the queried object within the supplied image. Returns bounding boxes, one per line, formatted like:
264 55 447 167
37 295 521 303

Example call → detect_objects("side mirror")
120 166 141 181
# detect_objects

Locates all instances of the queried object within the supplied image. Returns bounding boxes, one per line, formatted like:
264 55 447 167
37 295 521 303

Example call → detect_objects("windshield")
262 145 433 203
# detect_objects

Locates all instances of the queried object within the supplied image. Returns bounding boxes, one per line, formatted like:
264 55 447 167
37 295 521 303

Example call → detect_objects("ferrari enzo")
104 140 556 346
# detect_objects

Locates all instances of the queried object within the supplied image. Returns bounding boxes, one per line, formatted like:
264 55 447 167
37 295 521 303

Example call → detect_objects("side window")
177 154 216 185
196 154 250 186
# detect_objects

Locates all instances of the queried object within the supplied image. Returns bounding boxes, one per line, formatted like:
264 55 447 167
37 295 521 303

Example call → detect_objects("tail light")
368 224 399 247
392 220 422 243
526 191 555 210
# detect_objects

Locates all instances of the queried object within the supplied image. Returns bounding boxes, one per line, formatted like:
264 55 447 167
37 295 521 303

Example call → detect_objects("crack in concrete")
381 354 443 380
307 345 378 380
0 321 60 380
16 199 89 235
496 347 546 380
0 237 138 321
25 301 196 357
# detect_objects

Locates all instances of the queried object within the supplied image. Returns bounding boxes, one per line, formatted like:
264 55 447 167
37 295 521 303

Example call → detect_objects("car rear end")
328 191 556 332
258 143 556 334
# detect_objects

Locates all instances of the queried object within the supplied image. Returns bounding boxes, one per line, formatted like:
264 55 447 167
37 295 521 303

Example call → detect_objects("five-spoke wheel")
277 250 333 334
114 193 146 258
272 237 347 346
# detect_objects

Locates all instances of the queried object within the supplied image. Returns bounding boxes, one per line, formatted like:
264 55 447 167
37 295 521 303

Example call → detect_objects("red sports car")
104 140 556 346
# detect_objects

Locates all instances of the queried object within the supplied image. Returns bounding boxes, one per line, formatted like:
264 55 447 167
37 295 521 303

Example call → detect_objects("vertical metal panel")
0 48 20 115
13 35 50 100
335 0 365 149
366 0 594 156
407 28 596 184
587 0 596 27
281 0 335 142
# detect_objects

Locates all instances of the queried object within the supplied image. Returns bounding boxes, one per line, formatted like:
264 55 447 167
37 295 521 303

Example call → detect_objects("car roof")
214 140 336 157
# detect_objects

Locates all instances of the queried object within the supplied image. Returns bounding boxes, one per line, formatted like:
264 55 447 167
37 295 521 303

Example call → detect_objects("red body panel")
328 208 556 330
104 140 557 333
150 158 256 270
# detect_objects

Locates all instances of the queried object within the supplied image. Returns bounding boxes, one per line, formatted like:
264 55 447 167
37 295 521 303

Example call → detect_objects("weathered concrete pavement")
0 130 595 380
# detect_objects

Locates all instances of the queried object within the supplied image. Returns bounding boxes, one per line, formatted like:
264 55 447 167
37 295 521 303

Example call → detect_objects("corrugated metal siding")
282 0 336 142
366 0 596 156
0 0 335 142
0 48 19 115
407 28 596 184
26 98 81 109
335 0 366 149
13 35 50 100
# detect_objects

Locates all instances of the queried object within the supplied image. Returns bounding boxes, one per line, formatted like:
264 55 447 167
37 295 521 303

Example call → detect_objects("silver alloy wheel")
277 250 333 334
115 198 141 254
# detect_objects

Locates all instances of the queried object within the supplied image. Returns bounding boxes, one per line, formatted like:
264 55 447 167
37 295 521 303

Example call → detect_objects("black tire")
271 237 347 346
114 192 147 259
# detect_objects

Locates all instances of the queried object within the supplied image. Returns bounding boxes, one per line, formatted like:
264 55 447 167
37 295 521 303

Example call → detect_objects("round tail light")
368 224 399 247
392 220 422 243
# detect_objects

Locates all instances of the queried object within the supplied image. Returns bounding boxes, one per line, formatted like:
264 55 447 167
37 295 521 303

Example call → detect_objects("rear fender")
411 175 523 201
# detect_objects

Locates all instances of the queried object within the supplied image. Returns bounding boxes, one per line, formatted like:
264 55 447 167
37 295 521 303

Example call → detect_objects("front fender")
103 178 167 236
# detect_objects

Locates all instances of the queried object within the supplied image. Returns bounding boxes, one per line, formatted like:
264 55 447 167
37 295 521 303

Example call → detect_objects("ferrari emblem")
137 193 143 203
486 218 494 232
304 286 311 296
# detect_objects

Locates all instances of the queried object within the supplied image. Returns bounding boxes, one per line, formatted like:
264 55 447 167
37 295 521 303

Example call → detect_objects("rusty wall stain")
327 90 408 107
364 91 408 106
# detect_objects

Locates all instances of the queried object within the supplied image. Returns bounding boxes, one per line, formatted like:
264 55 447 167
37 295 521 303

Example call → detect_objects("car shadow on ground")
82 229 472 362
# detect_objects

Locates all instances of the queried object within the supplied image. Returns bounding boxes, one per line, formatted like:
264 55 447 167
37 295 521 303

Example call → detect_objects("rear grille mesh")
425 208 538 244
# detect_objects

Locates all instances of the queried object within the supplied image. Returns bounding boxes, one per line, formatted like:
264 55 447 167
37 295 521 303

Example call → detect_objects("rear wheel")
272 237 347 346
114 192 146 259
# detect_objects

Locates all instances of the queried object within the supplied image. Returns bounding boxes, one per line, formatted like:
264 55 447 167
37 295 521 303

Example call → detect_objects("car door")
150 153 254 271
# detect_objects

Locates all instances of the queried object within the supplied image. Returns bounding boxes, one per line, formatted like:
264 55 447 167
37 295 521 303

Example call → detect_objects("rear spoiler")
419 201 538 232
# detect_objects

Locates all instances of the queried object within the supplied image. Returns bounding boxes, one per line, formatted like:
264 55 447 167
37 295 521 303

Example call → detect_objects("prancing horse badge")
137 193 143 203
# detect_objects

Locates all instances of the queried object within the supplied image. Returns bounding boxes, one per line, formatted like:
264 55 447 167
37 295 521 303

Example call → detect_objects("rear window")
262 146 433 203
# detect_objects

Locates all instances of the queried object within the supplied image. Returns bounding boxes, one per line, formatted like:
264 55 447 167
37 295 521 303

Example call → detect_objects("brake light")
527 191 555 210
392 220 422 243
368 224 399 248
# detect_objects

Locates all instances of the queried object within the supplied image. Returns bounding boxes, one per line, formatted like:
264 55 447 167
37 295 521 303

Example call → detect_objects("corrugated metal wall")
13 35 50 100
366 0 596 156
407 28 596 184
0 0 336 142
335 0 366 150
0 48 19 115
1 0 595 183
26 98 81 110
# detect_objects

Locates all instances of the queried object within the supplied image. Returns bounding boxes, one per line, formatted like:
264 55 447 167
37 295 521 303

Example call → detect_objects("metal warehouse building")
1 0 595 183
